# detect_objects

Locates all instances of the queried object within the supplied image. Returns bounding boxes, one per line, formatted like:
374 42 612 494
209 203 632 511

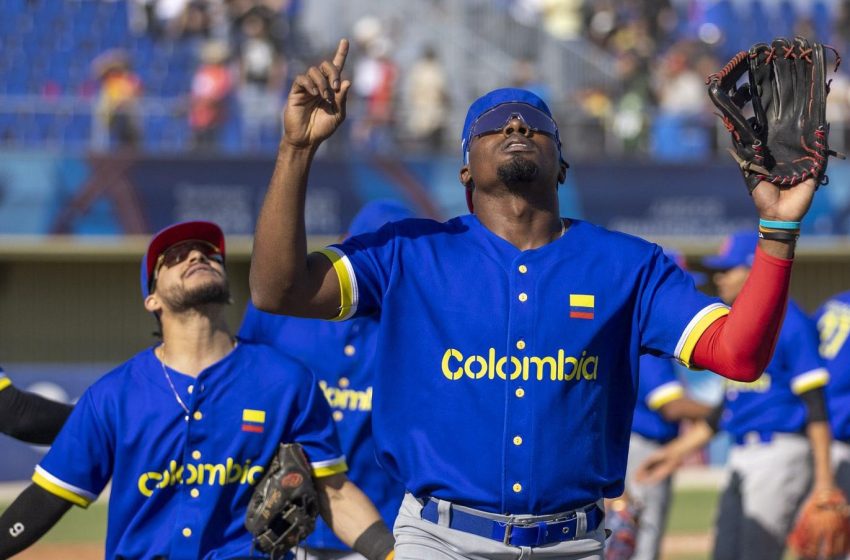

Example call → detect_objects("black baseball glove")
707 36 843 192
245 443 319 557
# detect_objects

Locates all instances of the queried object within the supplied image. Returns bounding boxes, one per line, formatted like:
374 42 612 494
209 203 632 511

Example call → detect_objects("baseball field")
4 485 788 560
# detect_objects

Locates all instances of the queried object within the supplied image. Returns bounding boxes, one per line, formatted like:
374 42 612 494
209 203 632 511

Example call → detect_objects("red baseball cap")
140 221 225 299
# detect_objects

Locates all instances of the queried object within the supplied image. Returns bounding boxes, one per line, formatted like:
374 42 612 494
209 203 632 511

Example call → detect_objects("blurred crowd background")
2 0 850 159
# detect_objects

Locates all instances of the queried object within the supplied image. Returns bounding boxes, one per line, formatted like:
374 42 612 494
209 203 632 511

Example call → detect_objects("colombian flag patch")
569 294 595 319
242 409 266 433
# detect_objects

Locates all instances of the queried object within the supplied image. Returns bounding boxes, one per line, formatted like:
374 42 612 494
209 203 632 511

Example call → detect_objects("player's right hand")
282 39 351 150
634 447 682 484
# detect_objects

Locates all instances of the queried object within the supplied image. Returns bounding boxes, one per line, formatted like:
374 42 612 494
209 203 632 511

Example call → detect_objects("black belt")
420 498 604 547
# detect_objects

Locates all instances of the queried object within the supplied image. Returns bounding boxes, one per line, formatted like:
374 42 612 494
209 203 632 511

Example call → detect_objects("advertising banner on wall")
1 152 849 238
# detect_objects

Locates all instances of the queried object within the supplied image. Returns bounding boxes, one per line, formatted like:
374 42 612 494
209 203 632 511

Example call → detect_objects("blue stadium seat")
812 1 832 43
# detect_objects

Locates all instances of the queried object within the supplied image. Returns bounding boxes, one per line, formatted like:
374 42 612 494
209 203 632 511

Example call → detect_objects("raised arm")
250 39 352 319
692 179 815 380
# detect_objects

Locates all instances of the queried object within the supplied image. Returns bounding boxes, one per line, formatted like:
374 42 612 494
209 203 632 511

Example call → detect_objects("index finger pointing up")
333 38 349 72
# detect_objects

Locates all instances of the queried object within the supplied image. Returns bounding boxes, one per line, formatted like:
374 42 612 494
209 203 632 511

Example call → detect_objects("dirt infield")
16 543 103 559
662 532 713 556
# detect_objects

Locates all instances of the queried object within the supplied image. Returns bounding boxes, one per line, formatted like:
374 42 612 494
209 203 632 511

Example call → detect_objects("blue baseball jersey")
318 215 729 515
631 355 684 444
33 344 346 560
813 290 850 440
239 303 405 550
720 300 829 439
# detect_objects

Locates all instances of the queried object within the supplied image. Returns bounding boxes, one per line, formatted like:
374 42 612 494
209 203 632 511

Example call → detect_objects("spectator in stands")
650 41 714 159
189 41 234 151
350 17 398 153
92 50 143 150
129 0 190 40
402 46 449 153
611 50 655 153
237 8 285 149
178 0 214 41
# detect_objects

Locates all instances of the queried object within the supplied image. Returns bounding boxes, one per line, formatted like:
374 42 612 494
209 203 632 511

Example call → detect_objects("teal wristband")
759 219 801 230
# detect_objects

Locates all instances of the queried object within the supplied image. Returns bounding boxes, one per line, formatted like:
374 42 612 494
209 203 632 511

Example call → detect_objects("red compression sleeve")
691 247 793 381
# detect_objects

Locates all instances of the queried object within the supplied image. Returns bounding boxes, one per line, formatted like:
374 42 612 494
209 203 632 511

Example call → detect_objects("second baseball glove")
245 443 319 557
604 495 640 560
707 37 842 192
788 487 850 559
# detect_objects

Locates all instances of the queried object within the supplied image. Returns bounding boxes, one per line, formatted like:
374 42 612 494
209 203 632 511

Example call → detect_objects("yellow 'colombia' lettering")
137 458 265 497
725 374 772 393
318 380 373 411
441 348 599 382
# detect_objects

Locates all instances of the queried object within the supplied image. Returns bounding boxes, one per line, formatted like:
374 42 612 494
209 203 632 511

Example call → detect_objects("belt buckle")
502 519 546 546
502 522 513 546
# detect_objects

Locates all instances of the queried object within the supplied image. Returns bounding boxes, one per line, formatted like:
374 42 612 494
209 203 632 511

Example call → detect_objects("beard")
496 156 539 193
162 279 231 313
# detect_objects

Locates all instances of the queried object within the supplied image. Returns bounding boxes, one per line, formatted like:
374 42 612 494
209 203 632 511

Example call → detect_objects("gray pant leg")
712 469 743 560
295 548 366 560
625 433 673 560
393 494 605 560
713 434 812 560
832 440 850 499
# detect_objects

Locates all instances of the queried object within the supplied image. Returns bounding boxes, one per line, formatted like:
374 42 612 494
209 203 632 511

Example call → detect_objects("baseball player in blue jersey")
250 39 817 559
637 231 842 560
622 353 714 560
617 252 714 560
240 200 412 560
0 367 72 445
0 221 394 559
813 290 850 505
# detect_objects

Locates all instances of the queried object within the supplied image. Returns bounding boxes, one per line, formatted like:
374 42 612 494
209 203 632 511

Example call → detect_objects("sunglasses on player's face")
152 240 223 287
468 103 559 141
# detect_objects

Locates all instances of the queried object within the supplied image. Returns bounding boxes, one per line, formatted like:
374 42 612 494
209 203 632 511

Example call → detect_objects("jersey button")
190 488 200 498
187 385 194 394
518 293 528 302
512 483 522 493
518 265 528 274
182 528 192 538
515 340 526 350
344 345 356 356
193 411 203 421
339 377 350 388
515 388 525 398
513 436 523 446
333 411 344 421
191 450 201 460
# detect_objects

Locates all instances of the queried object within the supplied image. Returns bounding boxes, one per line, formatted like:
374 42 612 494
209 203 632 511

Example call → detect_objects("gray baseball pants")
294 548 366 560
393 493 606 559
712 433 812 560
623 433 673 560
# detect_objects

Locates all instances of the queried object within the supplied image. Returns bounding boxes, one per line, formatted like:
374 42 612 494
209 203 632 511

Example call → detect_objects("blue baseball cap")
140 221 225 300
702 231 758 270
348 199 415 237
461 88 562 164
663 248 707 286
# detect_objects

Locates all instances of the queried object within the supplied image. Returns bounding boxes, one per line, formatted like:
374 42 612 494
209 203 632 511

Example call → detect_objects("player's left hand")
751 177 818 223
